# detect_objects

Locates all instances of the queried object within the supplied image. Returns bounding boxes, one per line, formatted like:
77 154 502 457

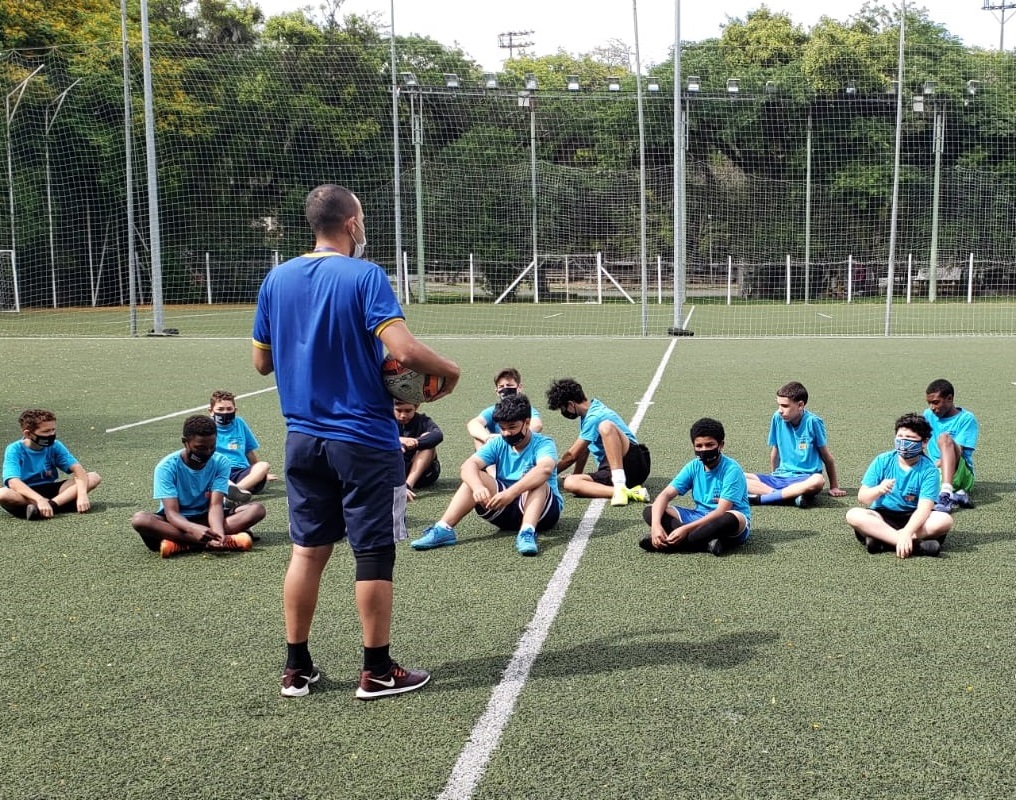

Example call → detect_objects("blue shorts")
477 478 562 532
755 474 815 491
284 432 406 551
229 465 267 493
674 506 751 544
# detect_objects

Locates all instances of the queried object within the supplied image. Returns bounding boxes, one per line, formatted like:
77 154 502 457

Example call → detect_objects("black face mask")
213 412 236 426
561 408 579 420
185 449 212 468
31 433 56 448
502 429 527 446
696 448 721 468
497 386 518 399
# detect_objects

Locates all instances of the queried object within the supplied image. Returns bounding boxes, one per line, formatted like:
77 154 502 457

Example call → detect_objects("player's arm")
817 445 846 496
252 344 273 376
649 485 679 547
415 417 443 450
467 415 496 446
768 445 780 472
530 416 544 433
501 455 555 500
246 449 261 465
68 462 91 512
207 492 226 536
460 454 492 502
556 437 590 474
6 476 49 506
379 320 460 397
162 497 213 541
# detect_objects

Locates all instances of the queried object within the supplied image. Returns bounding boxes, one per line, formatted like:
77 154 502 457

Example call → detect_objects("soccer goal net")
0 250 18 313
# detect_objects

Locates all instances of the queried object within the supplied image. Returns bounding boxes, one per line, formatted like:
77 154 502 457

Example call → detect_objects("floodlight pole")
530 94 538 302
140 0 165 333
928 100 944 302
410 88 426 302
45 78 82 309
804 107 812 304
672 0 686 331
389 0 404 305
5 64 45 313
121 0 138 335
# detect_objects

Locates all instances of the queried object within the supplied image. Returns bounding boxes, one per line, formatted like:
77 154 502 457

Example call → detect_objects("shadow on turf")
427 628 781 691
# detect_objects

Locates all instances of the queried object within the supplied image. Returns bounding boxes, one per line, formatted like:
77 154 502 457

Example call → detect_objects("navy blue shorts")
229 465 267 494
477 478 562 532
285 432 407 551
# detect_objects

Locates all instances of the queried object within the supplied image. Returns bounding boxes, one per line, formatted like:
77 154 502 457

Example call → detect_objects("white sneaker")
227 482 252 505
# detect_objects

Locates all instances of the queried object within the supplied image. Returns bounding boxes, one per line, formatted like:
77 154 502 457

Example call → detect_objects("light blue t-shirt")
861 451 940 513
480 404 542 434
768 409 828 477
153 450 231 516
578 398 638 467
253 252 403 449
923 407 978 472
670 454 752 523
476 432 564 511
3 440 78 487
215 416 260 470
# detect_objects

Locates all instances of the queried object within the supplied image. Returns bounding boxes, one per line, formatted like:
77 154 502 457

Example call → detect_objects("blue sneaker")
933 492 956 513
411 524 457 550
951 490 974 509
515 529 538 556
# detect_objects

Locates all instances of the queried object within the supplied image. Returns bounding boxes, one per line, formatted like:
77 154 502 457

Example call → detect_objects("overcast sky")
257 1 1011 70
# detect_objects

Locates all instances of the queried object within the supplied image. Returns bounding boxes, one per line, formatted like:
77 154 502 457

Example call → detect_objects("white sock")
436 521 453 531
520 524 535 535
611 469 627 487
941 483 954 495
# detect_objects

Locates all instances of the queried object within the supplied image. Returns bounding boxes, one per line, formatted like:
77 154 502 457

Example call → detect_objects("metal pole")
928 104 944 301
412 90 426 302
45 79 81 309
5 64 44 314
804 107 812 304
141 0 165 333
530 99 539 303
672 0 686 330
634 0 648 335
122 0 137 335
885 1 906 337
389 0 404 304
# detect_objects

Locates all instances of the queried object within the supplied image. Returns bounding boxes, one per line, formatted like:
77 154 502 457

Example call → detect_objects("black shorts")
229 465 267 494
590 442 651 486
405 458 441 489
477 478 562 532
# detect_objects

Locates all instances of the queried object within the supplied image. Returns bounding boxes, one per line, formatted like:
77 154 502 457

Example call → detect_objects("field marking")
437 338 678 800
105 386 277 433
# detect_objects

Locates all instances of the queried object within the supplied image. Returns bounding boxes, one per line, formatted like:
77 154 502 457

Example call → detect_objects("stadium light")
566 75 580 91
923 80 937 95
687 75 700 93
483 72 499 89
400 72 418 87
444 73 460 89
607 76 621 92
967 79 982 96
726 78 740 94
765 81 779 94
524 73 538 91
845 82 857 96
647 77 660 93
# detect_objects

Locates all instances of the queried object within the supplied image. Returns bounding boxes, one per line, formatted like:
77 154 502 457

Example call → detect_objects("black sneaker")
915 539 942 557
794 493 815 509
707 538 724 557
355 662 430 700
864 536 882 555
280 663 321 697
25 503 38 520
747 494 761 506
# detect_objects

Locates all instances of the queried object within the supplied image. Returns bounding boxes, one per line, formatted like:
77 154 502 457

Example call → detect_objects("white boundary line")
437 338 679 800
104 386 277 433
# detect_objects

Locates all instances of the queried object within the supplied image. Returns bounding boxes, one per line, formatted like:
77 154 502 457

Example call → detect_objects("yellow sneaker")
627 486 650 503
610 485 629 506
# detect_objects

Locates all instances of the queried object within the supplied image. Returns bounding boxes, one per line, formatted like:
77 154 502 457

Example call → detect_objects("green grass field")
2 334 1015 799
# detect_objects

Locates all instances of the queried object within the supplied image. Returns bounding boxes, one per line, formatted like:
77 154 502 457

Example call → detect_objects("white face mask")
351 219 367 259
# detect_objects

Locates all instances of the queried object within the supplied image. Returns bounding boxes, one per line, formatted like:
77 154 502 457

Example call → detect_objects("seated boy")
641 417 750 556
1 408 102 519
209 389 275 504
546 377 651 506
744 381 845 508
467 367 543 450
845 413 953 558
412 393 563 557
131 415 266 557
923 378 978 512
394 399 443 500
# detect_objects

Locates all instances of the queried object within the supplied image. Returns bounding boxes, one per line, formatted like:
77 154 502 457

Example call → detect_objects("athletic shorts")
854 508 948 546
672 506 751 545
946 458 974 493
477 478 562 532
27 482 64 500
285 432 406 551
754 474 816 491
229 465 267 494
591 442 651 486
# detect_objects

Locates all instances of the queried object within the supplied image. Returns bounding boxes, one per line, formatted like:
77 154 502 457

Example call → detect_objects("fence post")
785 255 791 305
469 254 474 304
967 252 974 303
906 254 912 303
205 252 212 304
847 254 853 303
726 256 733 305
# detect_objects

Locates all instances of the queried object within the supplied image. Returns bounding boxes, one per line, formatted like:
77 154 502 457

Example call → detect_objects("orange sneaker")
159 539 193 558
207 531 253 552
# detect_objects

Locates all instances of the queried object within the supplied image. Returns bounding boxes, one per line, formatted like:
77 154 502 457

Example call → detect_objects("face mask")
214 412 236 426
561 407 579 420
185 449 212 467
697 448 721 468
31 433 56 448
894 437 924 460
351 220 367 259
502 428 527 446
497 386 518 399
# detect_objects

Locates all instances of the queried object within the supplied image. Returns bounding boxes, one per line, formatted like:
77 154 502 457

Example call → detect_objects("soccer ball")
380 356 445 404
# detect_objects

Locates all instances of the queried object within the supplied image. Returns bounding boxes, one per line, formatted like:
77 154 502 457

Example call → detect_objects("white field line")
105 386 277 433
437 337 679 800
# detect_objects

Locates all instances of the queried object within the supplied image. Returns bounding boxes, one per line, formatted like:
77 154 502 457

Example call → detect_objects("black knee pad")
355 545 396 582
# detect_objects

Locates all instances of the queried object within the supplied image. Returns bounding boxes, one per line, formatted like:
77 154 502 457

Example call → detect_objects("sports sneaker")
914 539 942 557
864 536 882 555
706 538 724 557
794 493 815 509
280 663 321 697
515 529 538 556
411 524 457 550
159 539 193 558
951 490 974 509
355 662 430 700
206 532 253 552
747 494 761 506
25 503 38 520
627 485 650 503
226 482 252 505
933 492 956 513
610 485 629 506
